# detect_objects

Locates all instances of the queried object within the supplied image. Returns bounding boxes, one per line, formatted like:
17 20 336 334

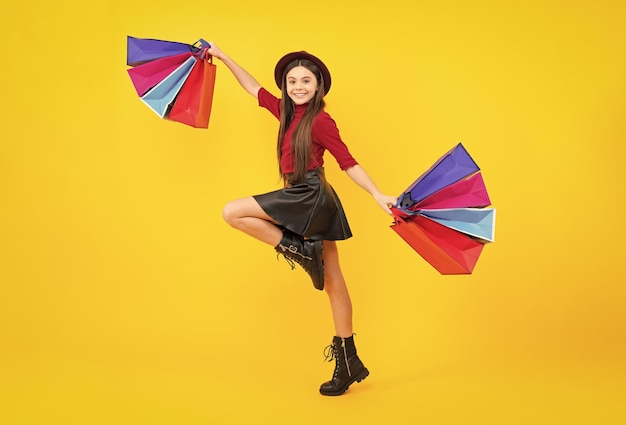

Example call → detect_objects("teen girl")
207 43 397 396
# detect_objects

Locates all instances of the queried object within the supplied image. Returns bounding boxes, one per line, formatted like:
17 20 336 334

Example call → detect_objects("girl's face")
285 66 319 105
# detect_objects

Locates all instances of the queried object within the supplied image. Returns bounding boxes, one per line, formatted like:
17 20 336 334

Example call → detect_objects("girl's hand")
374 192 398 215
207 42 226 61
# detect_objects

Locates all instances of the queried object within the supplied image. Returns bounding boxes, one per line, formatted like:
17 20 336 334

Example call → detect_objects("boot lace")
323 344 336 362
323 343 341 380
276 253 297 270
276 242 313 272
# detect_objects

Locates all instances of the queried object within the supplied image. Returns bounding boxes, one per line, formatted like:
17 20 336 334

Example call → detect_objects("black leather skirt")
254 168 352 241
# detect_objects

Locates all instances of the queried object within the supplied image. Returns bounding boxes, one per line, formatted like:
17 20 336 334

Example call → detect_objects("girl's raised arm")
208 42 261 99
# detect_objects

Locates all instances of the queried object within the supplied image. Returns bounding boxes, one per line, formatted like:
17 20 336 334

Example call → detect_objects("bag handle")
194 38 211 49
192 39 213 62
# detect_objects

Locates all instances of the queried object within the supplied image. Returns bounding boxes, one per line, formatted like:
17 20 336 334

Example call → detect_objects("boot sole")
319 368 369 396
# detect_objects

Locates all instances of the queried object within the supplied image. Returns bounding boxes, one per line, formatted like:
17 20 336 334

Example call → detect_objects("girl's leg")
320 240 369 396
322 241 353 338
222 196 282 246
223 196 325 289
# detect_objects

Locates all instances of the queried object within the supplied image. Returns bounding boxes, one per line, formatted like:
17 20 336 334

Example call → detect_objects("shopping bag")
391 215 485 274
140 56 196 118
399 143 480 208
127 52 194 96
411 172 491 210
391 143 495 275
168 55 217 128
419 208 496 242
127 36 199 66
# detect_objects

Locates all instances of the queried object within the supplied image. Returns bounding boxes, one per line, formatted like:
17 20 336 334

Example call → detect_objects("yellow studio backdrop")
1 0 625 424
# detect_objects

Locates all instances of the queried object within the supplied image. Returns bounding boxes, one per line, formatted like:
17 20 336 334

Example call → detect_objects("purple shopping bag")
398 143 480 208
127 36 202 66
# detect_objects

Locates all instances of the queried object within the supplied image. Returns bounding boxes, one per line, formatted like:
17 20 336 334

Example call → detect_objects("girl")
208 43 397 396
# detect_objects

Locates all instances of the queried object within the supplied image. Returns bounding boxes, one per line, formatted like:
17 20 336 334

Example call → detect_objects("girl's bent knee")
222 202 238 226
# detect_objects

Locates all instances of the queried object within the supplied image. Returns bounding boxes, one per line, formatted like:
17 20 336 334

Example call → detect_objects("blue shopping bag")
140 56 197 118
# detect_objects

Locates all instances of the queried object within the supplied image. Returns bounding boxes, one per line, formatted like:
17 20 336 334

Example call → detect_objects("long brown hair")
277 59 326 185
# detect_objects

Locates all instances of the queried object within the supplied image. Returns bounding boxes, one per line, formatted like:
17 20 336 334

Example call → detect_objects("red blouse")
258 87 358 174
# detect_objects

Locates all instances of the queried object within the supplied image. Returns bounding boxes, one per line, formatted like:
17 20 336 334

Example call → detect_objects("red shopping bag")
391 215 484 274
168 54 216 128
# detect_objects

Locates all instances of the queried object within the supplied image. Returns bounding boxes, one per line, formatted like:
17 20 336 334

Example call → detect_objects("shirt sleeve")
257 87 281 120
313 112 359 171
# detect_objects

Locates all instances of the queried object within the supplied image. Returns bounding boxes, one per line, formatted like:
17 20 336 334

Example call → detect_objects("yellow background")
1 0 625 423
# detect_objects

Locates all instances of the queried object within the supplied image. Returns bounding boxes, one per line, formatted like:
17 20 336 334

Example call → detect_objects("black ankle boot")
275 230 325 290
319 335 369 396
